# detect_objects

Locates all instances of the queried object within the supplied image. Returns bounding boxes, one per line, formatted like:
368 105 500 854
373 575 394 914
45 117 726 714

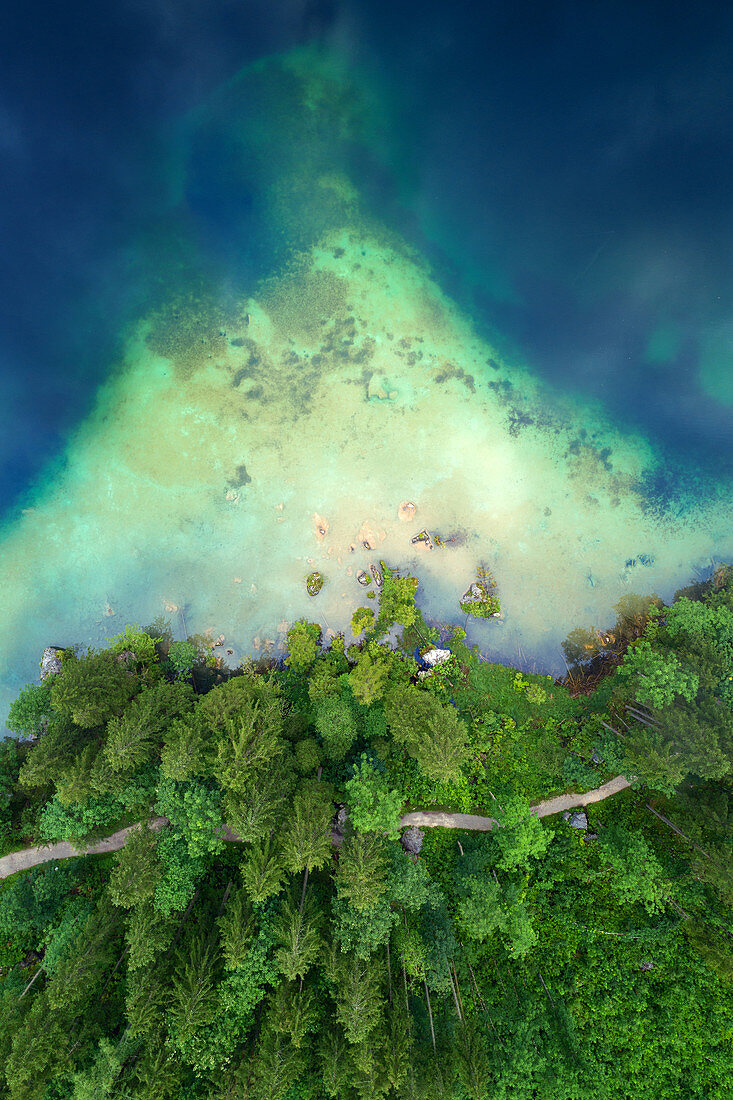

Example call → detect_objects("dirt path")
0 818 168 881
399 775 632 831
0 777 632 881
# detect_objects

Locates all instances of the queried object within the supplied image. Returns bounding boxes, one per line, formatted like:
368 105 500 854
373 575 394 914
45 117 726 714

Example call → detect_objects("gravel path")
0 776 632 881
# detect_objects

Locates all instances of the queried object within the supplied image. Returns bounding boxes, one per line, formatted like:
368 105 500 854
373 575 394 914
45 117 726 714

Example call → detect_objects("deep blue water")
1 0 732 518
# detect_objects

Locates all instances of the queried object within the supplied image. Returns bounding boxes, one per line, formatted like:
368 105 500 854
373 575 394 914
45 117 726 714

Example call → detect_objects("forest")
0 565 731 1099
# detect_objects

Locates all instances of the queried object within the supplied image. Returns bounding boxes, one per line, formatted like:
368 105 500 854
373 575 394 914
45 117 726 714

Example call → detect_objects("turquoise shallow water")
1 46 732 729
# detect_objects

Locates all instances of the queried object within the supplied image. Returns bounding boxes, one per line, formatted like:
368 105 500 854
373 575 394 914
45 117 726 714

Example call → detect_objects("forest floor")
0 775 631 881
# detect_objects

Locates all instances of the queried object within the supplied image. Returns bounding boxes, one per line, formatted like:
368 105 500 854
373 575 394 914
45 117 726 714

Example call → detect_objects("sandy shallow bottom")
1 222 731 726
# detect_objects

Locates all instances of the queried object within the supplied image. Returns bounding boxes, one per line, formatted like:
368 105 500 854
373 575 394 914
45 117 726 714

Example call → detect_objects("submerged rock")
40 646 64 681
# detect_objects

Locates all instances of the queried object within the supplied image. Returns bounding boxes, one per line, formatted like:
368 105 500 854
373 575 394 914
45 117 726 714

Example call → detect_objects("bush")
107 624 159 666
344 754 402 839
314 695 358 762
168 640 198 677
294 738 322 775
51 650 140 728
286 621 322 671
7 683 53 738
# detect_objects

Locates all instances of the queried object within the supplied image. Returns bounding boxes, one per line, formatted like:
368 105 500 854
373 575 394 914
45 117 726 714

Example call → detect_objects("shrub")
294 738 322 775
107 624 158 666
286 621 322 672
7 683 53 738
168 640 198 677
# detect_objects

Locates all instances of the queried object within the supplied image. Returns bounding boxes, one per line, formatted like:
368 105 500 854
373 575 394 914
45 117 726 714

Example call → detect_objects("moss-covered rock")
460 567 501 618
306 571 324 596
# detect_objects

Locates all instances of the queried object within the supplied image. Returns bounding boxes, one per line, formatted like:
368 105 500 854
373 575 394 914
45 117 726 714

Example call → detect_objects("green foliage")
39 790 125 844
154 829 205 915
102 680 195 783
273 894 324 981
1 601 732 1098
51 649 140 728
350 606 375 638
155 778 225 859
348 645 391 706
108 824 163 909
598 823 669 913
294 737 322 775
286 620 322 671
562 752 600 789
168 640 198 677
459 566 501 619
620 638 699 709
385 683 470 782
240 834 287 906
455 874 504 941
330 954 384 1045
7 682 53 738
376 568 418 633
344 754 402 839
335 831 387 911
332 894 394 958
281 783 333 874
169 934 219 1055
0 861 83 969
493 794 553 872
106 623 159 666
314 694 358 761
218 885 254 970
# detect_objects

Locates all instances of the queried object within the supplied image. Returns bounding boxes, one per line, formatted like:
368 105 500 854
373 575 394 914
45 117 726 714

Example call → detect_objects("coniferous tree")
332 954 384 1045
218 886 253 971
103 679 195 780
335 831 388 911
281 784 333 875
160 717 211 781
269 980 320 1048
240 834 287 905
318 1028 349 1099
250 1026 306 1100
169 934 218 1052
51 649 140 729
109 824 163 909
273 894 323 982
454 1016 492 1100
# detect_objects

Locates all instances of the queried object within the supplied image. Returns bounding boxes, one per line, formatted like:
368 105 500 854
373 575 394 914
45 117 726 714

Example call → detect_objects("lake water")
1 2 732 727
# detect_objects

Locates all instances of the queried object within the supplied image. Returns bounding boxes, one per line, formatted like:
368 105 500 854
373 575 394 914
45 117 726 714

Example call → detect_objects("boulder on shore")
401 826 425 855
331 805 348 848
563 810 589 830
40 647 64 681
422 647 451 668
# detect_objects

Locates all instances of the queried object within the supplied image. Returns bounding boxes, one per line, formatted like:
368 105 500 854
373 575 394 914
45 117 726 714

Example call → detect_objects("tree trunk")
645 802 709 857
18 965 44 1000
299 867 310 915
452 961 465 1017
423 979 436 1052
386 941 393 1003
